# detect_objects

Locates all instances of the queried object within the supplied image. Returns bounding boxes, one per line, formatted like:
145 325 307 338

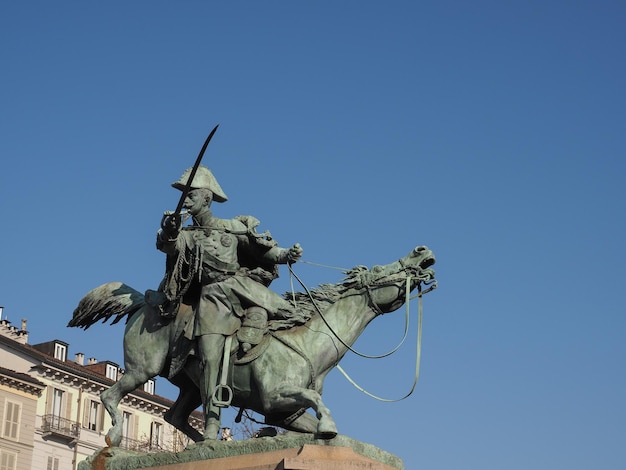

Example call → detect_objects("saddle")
214 325 272 408
163 302 272 378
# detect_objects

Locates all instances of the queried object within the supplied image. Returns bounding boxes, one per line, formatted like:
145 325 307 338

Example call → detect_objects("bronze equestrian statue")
71 244 435 446
69 129 437 447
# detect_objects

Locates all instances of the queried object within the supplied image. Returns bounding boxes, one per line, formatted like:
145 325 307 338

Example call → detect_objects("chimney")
75 353 85 366
87 357 98 365
15 318 29 345
0 306 3 320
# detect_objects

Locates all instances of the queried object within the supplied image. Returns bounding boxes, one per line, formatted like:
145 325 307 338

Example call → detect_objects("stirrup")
212 384 233 408
212 335 234 408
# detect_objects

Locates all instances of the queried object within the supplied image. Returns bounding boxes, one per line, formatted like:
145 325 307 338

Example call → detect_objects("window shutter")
82 399 90 428
3 401 20 439
65 392 73 421
46 456 59 470
2 451 17 470
3 402 11 437
98 402 105 432
45 386 54 415
11 402 19 439
133 414 139 440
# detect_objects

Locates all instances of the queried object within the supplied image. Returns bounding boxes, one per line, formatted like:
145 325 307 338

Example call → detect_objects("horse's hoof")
194 439 217 447
316 420 338 440
105 429 122 447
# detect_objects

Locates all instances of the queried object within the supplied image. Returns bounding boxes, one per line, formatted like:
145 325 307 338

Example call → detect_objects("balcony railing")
119 436 164 453
41 414 80 440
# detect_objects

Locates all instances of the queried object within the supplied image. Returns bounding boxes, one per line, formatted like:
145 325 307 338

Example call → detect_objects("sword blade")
173 124 219 216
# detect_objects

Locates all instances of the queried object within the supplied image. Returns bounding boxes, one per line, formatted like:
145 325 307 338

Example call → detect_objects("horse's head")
280 246 437 325
404 245 436 281
361 245 436 314
371 246 435 280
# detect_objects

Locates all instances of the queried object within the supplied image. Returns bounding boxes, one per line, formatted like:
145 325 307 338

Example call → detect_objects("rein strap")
336 278 423 402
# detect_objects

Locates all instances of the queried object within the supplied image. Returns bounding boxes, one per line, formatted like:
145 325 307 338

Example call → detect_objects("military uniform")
157 215 293 340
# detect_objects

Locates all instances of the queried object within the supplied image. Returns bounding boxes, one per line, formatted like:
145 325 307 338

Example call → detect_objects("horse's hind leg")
101 369 152 446
163 390 203 443
262 387 338 439
265 409 319 434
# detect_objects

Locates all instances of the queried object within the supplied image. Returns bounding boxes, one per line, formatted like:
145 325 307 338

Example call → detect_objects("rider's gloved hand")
160 212 182 238
285 243 303 264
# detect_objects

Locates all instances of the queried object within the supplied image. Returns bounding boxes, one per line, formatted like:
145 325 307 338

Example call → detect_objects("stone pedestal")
81 435 403 470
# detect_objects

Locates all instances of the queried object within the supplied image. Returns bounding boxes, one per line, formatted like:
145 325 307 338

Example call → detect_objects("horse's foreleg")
165 371 203 443
262 387 337 439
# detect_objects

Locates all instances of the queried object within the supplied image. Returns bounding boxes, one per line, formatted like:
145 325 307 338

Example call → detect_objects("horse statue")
69 245 436 446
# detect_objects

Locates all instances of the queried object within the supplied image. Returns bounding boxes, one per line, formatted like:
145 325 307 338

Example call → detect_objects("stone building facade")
0 308 201 470
0 367 45 470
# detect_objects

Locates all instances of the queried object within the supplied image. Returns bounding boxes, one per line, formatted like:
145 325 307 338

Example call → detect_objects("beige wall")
0 350 36 376
1 324 194 469
0 383 39 470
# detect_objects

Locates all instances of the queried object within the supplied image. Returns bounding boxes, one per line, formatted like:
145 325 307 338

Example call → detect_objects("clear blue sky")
1 2 625 469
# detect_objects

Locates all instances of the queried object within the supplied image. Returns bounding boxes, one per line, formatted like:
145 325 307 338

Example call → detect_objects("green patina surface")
70 156 436 449
79 434 404 470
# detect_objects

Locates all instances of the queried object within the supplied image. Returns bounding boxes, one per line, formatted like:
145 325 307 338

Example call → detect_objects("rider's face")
184 189 212 215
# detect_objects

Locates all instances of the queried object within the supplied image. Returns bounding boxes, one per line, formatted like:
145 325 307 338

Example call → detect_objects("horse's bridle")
361 264 437 312
291 261 438 402
289 263 435 358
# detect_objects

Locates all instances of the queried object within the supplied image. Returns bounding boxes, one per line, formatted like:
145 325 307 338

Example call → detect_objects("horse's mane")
268 266 369 331
70 265 382 332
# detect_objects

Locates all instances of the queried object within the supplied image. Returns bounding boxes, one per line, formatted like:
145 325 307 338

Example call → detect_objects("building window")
51 388 64 417
143 379 155 395
2 400 21 440
86 400 100 431
122 412 132 439
53 343 67 361
0 450 17 470
150 421 162 449
46 456 59 470
105 364 118 381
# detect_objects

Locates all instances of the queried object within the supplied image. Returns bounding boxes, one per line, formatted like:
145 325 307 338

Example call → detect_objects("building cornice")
0 366 45 396
0 329 177 416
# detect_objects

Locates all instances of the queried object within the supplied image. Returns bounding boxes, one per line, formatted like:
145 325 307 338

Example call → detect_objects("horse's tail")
68 282 146 329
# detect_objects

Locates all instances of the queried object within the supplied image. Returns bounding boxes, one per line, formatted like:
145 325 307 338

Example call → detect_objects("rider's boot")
200 377 222 440
237 306 268 353
203 417 221 441
198 334 225 441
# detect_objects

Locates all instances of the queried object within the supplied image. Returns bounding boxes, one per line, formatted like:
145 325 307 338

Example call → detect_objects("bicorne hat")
171 165 228 203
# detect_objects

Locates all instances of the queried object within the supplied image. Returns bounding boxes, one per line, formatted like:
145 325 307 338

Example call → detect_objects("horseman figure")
153 165 303 440
69 130 438 448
